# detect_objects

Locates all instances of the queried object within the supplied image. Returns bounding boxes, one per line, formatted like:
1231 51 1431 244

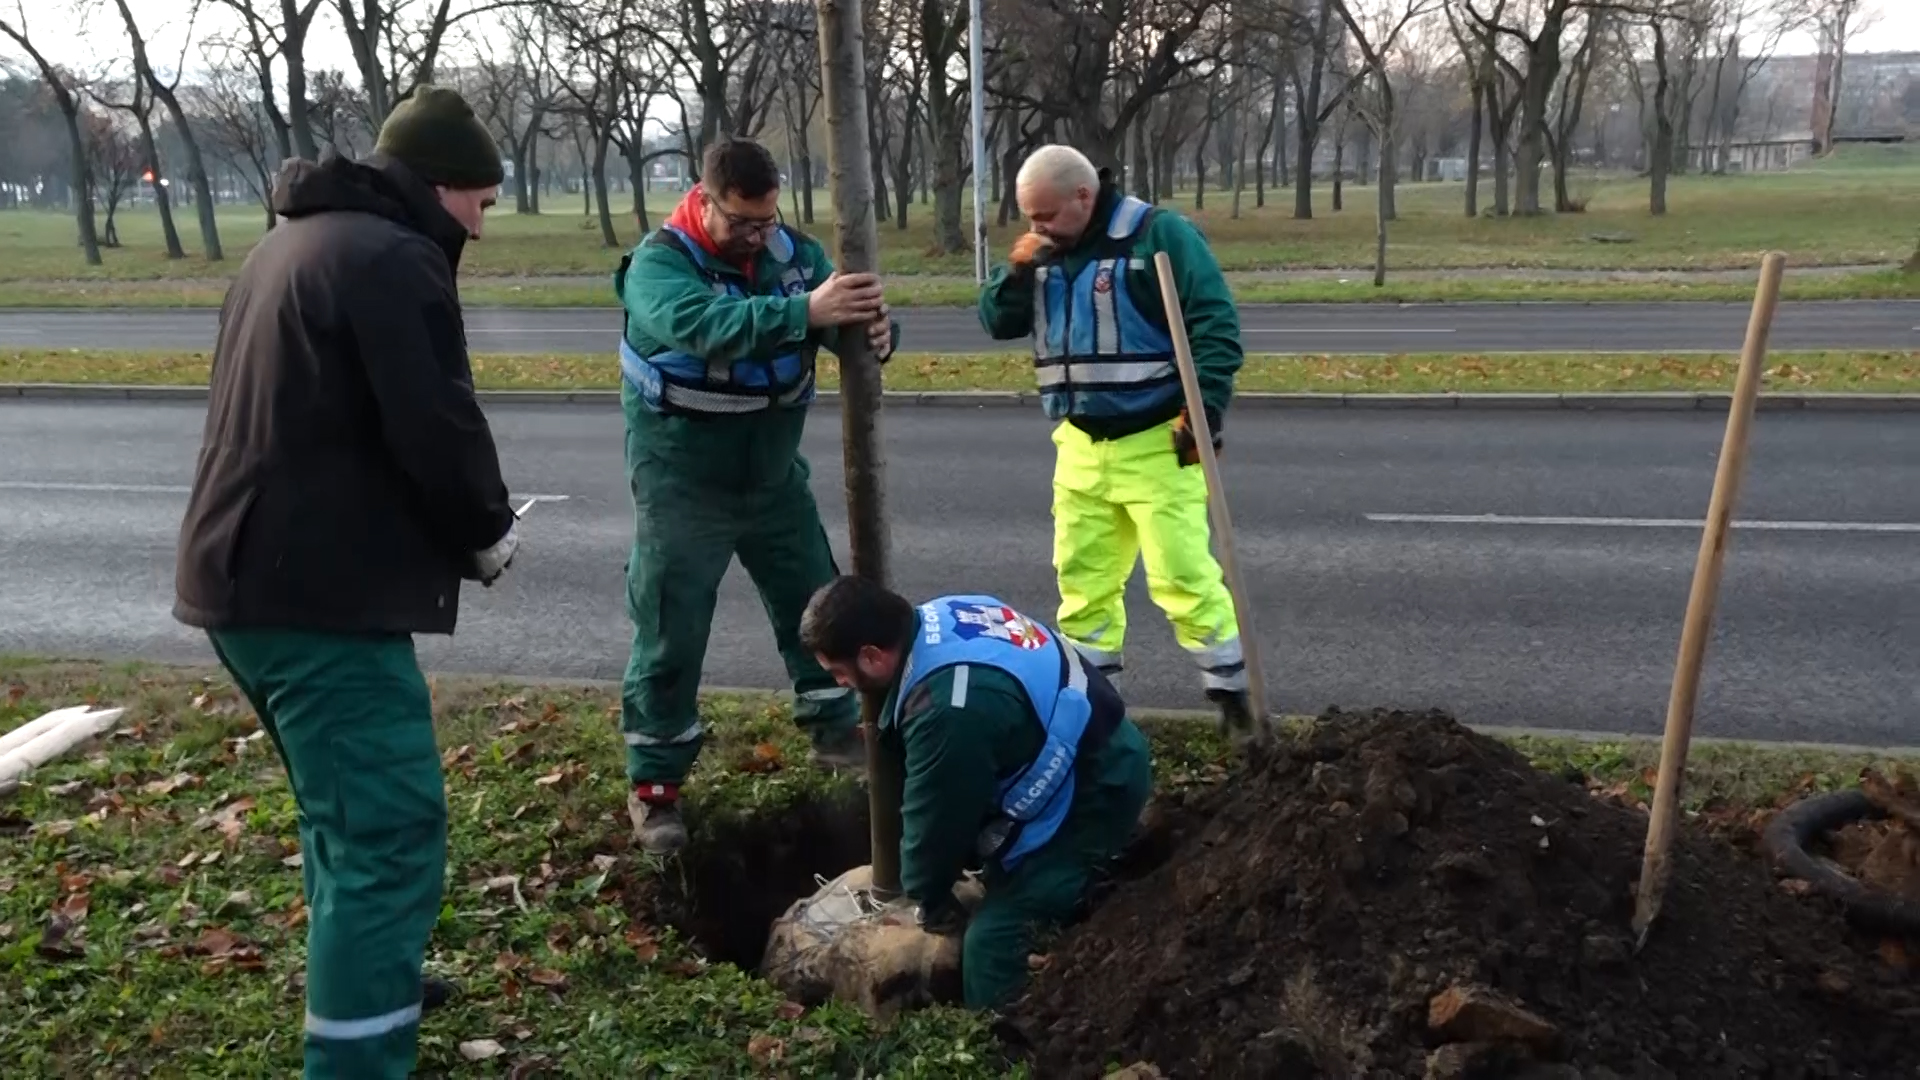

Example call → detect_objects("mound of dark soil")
1007 709 1920 1079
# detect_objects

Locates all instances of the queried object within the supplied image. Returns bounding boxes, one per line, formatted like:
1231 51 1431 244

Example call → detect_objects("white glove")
473 522 519 586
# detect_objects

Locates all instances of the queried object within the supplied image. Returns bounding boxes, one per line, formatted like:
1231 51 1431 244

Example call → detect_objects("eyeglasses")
713 207 781 238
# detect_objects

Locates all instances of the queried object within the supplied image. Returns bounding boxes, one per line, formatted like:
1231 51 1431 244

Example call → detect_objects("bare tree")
463 7 563 213
88 63 187 257
988 0 1231 172
2 3 102 264
199 41 281 230
1700 0 1807 174
1332 0 1443 285
335 0 510 125
109 0 224 260
1806 0 1875 154
211 0 327 159
83 107 139 246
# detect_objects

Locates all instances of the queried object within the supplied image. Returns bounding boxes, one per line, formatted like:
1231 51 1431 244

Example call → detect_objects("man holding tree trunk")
612 137 901 855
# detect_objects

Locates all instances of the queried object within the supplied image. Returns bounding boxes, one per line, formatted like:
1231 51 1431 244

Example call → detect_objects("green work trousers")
962 718 1155 1009
621 386 859 786
206 628 446 1080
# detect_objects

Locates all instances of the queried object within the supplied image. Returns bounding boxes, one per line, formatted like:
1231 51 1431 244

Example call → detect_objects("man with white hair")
978 144 1253 734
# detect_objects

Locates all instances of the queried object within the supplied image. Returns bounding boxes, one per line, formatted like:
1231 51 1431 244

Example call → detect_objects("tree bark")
1649 21 1673 217
593 129 619 246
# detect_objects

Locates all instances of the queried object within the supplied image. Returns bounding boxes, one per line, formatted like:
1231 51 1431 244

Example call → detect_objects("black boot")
423 975 456 1012
1206 688 1257 740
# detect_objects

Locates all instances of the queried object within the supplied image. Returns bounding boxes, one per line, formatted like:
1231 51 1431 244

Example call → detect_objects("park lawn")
5 347 1918 395
0 658 1909 1075
3 269 1915 309
2 144 1916 285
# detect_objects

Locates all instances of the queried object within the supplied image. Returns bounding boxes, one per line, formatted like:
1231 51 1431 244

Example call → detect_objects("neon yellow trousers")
1050 418 1247 695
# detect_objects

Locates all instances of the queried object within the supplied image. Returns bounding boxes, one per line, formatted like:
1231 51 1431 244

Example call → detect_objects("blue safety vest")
887 594 1123 872
616 224 818 417
1030 196 1183 421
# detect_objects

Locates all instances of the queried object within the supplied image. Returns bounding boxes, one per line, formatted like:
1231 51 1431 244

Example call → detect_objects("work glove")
1171 406 1223 468
471 522 519 587
1009 232 1055 272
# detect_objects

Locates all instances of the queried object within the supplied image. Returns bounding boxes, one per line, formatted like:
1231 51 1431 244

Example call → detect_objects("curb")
6 382 1920 412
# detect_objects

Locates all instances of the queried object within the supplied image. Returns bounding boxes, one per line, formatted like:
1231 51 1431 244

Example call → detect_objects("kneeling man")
798 576 1153 1009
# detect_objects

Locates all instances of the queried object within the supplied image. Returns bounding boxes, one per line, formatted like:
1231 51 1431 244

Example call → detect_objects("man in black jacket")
173 85 516 1080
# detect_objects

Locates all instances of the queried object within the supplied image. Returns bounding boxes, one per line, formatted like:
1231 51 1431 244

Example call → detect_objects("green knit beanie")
375 85 504 190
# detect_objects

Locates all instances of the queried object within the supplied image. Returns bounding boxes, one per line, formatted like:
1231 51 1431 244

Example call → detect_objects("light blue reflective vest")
617 224 818 416
887 594 1121 872
1030 196 1183 421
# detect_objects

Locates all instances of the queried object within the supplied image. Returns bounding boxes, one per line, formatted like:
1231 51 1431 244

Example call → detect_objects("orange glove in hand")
1171 407 1223 468
1010 232 1056 270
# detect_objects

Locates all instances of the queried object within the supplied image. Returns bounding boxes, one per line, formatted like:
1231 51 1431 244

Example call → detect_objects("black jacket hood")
271 149 471 269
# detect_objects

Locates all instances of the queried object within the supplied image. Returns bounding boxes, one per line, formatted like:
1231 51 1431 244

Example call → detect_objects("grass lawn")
5 347 1918 395
0 658 1909 1075
3 145 1916 290
3 269 1913 309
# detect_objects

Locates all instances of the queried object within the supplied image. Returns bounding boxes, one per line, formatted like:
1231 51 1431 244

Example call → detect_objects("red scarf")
664 187 756 283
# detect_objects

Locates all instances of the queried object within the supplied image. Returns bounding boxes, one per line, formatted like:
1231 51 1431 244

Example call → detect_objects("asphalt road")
4 399 1917 747
2 301 1917 356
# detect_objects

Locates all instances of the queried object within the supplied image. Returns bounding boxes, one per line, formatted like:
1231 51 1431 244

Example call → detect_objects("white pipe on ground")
0 707 126 786
0 705 97 758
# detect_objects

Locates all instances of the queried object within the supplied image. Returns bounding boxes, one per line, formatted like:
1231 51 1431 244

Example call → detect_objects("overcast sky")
13 0 1920 78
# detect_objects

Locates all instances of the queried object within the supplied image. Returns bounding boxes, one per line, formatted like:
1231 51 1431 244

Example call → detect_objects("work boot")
808 725 867 773
422 975 455 1013
1207 688 1258 740
628 785 688 855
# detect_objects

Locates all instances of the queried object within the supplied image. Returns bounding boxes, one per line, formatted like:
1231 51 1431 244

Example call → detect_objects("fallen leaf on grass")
208 797 258 844
739 742 785 775
459 1039 507 1062
37 820 77 838
747 1034 785 1067
775 1000 805 1020
526 968 567 990
48 779 87 797
194 927 252 958
442 744 475 767
664 958 704 978
156 865 183 886
624 925 660 962
38 917 86 960
0 923 13 940
5 681 23 705
54 891 90 923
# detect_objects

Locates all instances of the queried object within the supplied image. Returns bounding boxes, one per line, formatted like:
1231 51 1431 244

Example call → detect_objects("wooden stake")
1152 252 1271 739
1631 251 1786 944
816 0 902 900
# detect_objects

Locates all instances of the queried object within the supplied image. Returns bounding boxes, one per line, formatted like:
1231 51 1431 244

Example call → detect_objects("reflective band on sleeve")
625 720 704 747
949 664 970 709
798 687 852 702
306 1003 423 1042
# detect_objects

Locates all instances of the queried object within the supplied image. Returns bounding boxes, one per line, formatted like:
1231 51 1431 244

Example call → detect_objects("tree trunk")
61 109 103 265
285 1 319 160
1466 82 1484 217
628 146 652 233
1231 114 1251 220
1255 79 1280 210
1131 111 1154 201
928 87 965 251
1650 23 1673 217
1373 163 1389 288
593 131 619 246
134 108 185 258
1293 106 1317 219
1332 124 1345 212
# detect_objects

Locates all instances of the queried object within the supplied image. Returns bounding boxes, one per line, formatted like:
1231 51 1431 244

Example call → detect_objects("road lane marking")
1365 512 1920 534
0 481 574 502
